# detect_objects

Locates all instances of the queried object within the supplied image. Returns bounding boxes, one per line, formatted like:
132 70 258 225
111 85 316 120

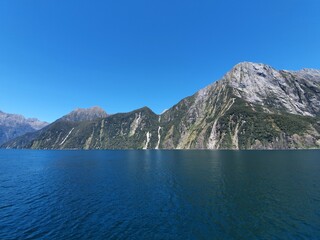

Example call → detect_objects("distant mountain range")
2 62 320 149
0 111 48 145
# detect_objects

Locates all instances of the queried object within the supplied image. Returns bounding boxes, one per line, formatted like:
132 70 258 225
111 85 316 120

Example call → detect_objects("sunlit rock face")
224 62 320 116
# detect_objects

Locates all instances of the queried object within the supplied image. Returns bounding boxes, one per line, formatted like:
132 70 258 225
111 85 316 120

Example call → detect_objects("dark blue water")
0 150 320 239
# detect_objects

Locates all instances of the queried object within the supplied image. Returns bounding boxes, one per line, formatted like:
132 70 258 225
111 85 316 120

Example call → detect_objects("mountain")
158 63 320 149
2 62 320 149
0 111 48 145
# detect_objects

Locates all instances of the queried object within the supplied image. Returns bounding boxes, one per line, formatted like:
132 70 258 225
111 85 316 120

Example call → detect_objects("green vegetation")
216 97 318 149
273 114 311 135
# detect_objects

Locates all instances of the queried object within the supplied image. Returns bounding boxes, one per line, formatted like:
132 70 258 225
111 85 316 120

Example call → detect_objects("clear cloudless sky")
0 0 320 122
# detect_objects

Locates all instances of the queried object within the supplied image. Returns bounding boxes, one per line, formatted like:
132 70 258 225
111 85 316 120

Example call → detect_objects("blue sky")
1 0 320 122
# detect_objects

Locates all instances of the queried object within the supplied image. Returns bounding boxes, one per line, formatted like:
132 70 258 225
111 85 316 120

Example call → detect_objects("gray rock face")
0 111 48 145
2 62 320 150
224 62 320 116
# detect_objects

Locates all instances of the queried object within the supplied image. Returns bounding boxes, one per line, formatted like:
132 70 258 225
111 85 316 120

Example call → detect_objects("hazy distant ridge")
0 111 48 145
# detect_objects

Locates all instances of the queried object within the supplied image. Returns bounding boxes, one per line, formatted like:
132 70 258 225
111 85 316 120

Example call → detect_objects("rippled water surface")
0 150 320 239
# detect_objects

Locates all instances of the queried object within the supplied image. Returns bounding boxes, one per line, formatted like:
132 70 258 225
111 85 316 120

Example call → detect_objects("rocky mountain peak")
222 62 320 116
137 106 156 115
233 61 269 69
291 68 320 84
228 62 280 82
298 68 320 75
60 106 107 122
26 118 49 130
0 110 49 145
0 111 48 129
